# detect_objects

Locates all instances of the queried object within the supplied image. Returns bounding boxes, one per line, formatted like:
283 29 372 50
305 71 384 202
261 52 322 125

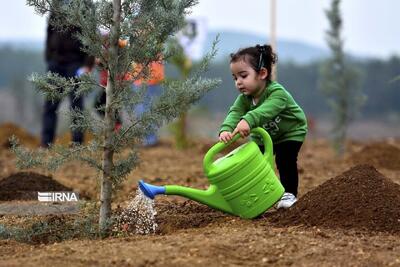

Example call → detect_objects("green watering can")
139 127 284 219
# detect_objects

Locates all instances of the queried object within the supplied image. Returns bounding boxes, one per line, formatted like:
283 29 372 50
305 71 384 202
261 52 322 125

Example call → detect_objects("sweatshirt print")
220 81 308 145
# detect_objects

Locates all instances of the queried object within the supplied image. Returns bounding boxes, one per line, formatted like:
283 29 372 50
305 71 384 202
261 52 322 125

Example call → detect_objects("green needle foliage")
319 0 365 156
13 0 220 233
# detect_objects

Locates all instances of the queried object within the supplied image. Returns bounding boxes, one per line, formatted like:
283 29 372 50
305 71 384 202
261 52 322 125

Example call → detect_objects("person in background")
219 44 307 209
93 36 128 132
41 9 94 147
132 60 165 146
93 27 164 146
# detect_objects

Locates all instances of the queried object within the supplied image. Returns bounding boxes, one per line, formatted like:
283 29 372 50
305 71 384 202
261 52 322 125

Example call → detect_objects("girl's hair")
230 44 277 82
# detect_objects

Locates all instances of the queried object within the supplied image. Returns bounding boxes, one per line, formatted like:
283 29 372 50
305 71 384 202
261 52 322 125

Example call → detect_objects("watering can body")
139 127 284 219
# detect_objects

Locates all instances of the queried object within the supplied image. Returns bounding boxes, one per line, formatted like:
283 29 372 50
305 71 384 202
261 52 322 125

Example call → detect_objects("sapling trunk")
99 0 121 232
99 74 115 230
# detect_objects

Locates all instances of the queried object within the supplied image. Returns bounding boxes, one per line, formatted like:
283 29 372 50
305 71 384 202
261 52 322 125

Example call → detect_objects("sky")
1 0 399 59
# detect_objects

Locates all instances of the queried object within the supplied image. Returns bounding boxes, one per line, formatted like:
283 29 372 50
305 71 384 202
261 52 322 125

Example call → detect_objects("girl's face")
230 59 268 96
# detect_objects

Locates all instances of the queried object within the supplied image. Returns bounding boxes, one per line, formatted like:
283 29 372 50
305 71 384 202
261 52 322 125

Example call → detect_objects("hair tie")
256 45 267 70
257 45 267 55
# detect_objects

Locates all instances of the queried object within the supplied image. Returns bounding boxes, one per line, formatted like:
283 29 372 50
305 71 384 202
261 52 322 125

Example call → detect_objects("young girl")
219 44 307 209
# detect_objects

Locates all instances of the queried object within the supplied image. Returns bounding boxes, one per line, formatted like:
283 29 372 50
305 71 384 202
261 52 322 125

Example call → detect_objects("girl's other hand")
219 131 233 143
232 119 250 138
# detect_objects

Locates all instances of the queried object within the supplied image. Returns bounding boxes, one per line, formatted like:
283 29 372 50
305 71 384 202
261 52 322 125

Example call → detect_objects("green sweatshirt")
220 81 307 145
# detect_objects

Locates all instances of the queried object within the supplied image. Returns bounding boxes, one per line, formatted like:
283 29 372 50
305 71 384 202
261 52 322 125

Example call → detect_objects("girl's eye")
241 75 247 79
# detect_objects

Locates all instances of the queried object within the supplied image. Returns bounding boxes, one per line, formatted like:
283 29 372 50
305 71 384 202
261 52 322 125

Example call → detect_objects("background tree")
167 37 193 149
319 0 365 155
13 0 220 233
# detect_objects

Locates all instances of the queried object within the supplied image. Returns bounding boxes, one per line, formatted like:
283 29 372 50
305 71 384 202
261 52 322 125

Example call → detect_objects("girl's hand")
232 119 250 138
219 131 233 143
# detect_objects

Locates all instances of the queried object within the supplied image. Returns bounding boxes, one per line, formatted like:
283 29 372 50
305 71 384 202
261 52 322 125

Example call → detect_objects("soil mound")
0 122 39 149
0 172 72 201
269 165 400 234
350 142 400 170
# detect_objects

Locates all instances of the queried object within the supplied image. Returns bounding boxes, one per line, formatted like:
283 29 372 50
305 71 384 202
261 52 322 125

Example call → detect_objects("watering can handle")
203 127 274 173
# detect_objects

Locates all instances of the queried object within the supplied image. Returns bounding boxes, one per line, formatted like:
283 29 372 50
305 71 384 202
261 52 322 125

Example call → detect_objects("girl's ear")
258 67 268 80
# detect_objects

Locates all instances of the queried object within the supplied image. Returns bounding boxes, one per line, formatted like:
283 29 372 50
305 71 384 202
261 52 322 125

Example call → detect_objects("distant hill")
203 30 329 63
0 39 43 52
0 30 329 64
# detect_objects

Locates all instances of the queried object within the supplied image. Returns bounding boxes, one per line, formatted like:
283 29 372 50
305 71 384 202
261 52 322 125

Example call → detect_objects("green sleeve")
241 90 287 128
220 95 247 133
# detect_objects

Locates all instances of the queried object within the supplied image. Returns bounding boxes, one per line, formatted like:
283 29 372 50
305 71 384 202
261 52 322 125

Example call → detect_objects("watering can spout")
138 180 233 215
138 180 166 199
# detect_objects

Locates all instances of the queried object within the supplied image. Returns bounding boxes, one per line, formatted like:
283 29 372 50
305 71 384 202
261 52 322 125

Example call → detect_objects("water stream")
114 189 158 235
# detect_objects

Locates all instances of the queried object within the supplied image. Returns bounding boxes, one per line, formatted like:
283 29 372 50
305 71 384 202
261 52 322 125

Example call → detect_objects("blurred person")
93 25 164 146
93 38 133 133
94 60 164 143
93 62 122 132
132 60 165 146
218 44 308 209
41 7 94 147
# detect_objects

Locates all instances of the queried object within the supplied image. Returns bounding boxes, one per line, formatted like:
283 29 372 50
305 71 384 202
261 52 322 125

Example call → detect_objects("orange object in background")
133 61 164 86
100 63 164 86
98 37 164 86
118 39 128 48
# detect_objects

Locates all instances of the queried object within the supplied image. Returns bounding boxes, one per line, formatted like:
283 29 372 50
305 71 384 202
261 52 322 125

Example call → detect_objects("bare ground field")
0 123 400 266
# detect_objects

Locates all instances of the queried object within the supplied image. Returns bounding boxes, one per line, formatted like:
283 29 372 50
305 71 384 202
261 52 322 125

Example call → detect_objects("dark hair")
230 44 277 82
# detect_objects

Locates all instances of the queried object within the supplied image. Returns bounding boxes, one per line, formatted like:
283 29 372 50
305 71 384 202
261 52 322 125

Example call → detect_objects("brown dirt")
0 122 39 148
269 165 400 234
0 172 72 201
350 142 400 170
1 133 400 266
155 200 229 234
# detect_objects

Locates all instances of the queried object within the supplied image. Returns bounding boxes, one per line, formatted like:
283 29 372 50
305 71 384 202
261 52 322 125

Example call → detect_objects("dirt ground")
0 123 400 266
